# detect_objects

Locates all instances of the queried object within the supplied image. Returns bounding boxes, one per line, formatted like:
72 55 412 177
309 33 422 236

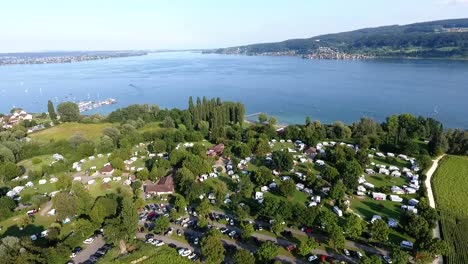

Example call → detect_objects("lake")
0 52 467 128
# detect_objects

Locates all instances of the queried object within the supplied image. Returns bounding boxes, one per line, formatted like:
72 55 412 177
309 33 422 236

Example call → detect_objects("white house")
260 186 269 192
25 181 34 187
39 179 47 185
357 186 367 193
255 192 264 203
391 186 405 194
388 218 398 228
50 177 58 183
376 152 385 157
365 169 375 175
363 182 375 189
387 152 395 157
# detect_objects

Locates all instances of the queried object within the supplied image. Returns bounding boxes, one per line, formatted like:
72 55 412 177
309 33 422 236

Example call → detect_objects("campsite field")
432 155 468 264
30 122 112 143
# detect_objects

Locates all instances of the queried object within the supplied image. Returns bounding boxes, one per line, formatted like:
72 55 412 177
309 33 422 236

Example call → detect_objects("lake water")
0 52 467 128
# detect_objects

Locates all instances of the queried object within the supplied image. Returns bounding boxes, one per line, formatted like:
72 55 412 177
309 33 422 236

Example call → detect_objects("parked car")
177 229 183 236
382 256 393 264
188 253 197 259
228 230 236 237
308 255 318 262
220 227 229 234
155 240 165 247
83 237 95 244
168 243 177 248
145 233 154 240
343 249 350 256
193 237 199 245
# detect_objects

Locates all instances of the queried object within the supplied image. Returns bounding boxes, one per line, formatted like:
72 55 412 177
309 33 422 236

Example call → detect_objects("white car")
146 238 154 243
181 249 192 257
228 230 236 237
155 240 165 247
308 255 318 262
188 253 197 259
70 252 77 258
83 237 95 244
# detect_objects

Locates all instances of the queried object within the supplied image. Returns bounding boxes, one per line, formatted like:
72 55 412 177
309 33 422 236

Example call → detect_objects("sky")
1 0 468 52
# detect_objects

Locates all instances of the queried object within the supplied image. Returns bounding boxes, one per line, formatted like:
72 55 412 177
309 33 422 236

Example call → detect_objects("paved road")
73 235 105 264
424 155 445 264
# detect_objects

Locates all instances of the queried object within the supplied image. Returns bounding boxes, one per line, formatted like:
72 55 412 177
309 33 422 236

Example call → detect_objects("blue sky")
1 0 468 52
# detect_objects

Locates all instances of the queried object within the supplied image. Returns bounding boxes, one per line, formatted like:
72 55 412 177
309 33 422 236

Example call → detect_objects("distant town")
0 51 148 66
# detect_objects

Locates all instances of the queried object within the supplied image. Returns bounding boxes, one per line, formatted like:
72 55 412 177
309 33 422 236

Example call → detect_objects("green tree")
240 222 255 239
201 230 225 264
254 139 271 156
174 195 187 212
53 192 76 220
328 223 345 249
0 196 16 220
163 116 175 128
255 241 278 263
90 197 118 224
252 166 274 186
105 193 138 254
391 246 410 264
271 217 285 235
233 248 255 264
330 181 346 201
360 255 383 264
297 237 318 257
154 216 170 234
343 214 364 239
57 102 80 122
371 219 389 243
271 150 293 171
258 113 268 124
279 179 296 197
47 100 57 122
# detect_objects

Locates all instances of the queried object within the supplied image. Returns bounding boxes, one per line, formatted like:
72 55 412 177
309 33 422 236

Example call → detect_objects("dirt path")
424 155 445 264
39 200 53 216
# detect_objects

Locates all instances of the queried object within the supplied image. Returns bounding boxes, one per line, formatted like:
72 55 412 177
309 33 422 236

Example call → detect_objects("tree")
256 241 278 263
330 181 346 202
360 255 383 264
174 195 187 213
0 162 21 181
322 165 340 183
47 100 57 122
201 230 225 264
268 117 277 127
238 175 254 198
251 166 274 186
233 248 255 264
297 237 318 257
343 214 364 239
105 193 138 254
57 102 80 122
271 150 293 171
371 219 389 243
110 157 125 170
254 139 271 156
71 183 93 217
163 116 175 128
279 179 296 197
154 216 170 234
390 246 409 264
240 222 254 239
328 223 345 249
90 197 118 224
422 238 449 258
53 192 76 220
258 113 268 123
271 217 285 235
428 130 448 156
337 159 363 191
0 196 16 220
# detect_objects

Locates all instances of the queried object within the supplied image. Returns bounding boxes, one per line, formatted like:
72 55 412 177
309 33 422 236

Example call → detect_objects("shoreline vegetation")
204 18 468 61
0 50 148 66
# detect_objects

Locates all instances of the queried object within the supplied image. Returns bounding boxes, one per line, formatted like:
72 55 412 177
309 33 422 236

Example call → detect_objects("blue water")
0 52 467 128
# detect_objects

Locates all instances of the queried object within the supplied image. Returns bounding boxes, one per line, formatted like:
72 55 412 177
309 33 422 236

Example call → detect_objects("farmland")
432 155 468 264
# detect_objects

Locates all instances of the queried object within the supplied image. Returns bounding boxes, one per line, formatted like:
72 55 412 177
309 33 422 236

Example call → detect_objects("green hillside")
207 18 468 59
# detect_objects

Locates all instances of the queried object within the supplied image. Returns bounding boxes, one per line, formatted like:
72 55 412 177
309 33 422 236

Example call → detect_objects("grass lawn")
272 142 295 152
87 180 131 198
349 196 401 221
0 214 55 238
264 189 309 206
364 174 408 189
18 154 56 172
30 122 112 143
372 156 410 169
80 156 109 171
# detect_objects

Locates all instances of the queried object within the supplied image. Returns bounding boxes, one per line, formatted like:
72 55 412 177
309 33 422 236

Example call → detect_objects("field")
364 174 407 189
30 122 112 143
349 196 401 221
432 155 468 264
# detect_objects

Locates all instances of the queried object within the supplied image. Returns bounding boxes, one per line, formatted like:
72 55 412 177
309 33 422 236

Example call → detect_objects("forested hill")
205 18 468 60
